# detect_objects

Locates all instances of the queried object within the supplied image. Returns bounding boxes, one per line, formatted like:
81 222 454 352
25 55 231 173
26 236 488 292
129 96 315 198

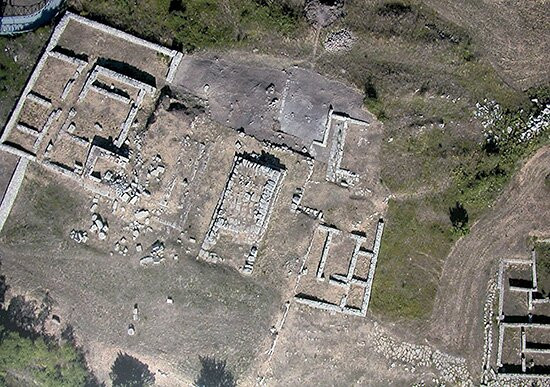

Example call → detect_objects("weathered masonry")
198 152 286 274
0 12 182 202
295 219 384 317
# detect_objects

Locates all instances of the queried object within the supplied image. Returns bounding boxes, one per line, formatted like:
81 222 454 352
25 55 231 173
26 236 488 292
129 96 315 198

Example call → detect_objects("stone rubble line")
481 275 497 385
372 329 472 385
294 219 384 317
312 108 368 187
493 249 550 381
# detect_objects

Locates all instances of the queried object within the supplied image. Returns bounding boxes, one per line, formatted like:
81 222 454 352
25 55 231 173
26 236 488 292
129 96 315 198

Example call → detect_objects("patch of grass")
372 90 549 320
0 26 51 128
1 168 83 246
70 0 305 52
370 197 455 320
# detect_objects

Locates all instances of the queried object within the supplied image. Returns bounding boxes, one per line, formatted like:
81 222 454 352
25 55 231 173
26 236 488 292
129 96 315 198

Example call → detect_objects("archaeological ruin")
491 248 550 381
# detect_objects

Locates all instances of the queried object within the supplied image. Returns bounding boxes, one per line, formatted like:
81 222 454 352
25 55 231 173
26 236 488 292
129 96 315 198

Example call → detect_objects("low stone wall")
0 158 28 233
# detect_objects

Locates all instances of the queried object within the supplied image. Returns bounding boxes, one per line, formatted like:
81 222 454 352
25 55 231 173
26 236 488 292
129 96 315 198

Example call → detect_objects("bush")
110 352 155 387
195 356 236 387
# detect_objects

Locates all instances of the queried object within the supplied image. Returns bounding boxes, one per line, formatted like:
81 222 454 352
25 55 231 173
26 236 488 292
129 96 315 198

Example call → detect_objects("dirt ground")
424 0 550 89
429 145 550 375
0 151 18 202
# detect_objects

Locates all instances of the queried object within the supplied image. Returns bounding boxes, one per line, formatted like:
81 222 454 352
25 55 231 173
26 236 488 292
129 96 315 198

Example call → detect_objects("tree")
0 328 89 386
449 201 469 235
195 356 236 387
110 352 155 387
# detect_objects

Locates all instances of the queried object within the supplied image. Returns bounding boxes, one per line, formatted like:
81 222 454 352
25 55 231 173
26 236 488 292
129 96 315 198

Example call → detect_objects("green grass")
0 26 51 128
70 0 305 52
372 94 549 320
371 197 456 319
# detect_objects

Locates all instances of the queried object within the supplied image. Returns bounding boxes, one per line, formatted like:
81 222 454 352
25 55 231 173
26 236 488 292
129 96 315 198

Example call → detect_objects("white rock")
135 209 149 220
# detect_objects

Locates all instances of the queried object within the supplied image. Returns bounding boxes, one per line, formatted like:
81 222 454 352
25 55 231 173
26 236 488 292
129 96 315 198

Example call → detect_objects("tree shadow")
195 356 236 387
110 352 155 387
449 201 468 232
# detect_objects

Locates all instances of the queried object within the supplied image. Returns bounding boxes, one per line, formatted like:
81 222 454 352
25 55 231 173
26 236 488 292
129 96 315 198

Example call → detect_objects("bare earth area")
424 0 550 89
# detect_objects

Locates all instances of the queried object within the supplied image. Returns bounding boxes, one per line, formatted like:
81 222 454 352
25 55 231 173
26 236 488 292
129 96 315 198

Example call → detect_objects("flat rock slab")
279 67 367 148
174 55 368 153
175 57 286 138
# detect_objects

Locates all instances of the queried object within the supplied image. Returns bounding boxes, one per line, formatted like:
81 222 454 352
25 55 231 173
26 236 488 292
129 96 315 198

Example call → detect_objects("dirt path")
429 146 550 372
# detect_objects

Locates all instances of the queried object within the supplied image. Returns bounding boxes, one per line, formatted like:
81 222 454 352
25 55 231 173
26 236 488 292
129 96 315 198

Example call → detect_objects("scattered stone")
166 297 173 304
70 229 88 244
324 29 356 53
52 314 61 325
151 240 165 257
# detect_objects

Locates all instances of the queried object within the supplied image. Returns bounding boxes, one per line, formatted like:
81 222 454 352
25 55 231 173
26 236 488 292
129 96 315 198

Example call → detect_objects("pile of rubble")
324 29 356 53
103 170 147 205
114 237 129 256
90 213 108 240
139 240 165 266
69 229 88 244
475 98 549 145
147 154 166 180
